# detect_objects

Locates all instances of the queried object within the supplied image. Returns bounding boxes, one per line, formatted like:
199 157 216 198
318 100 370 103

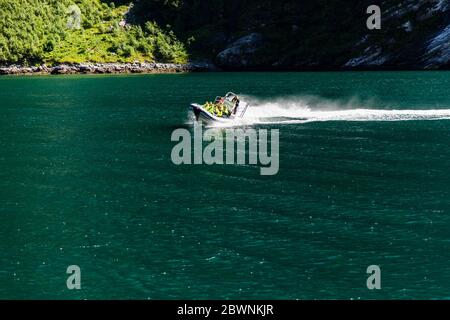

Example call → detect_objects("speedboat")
190 92 249 124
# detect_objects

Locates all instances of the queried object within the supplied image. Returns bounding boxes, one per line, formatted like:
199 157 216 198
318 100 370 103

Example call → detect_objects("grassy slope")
0 0 188 66
1 0 446 68
47 1 189 65
47 5 139 64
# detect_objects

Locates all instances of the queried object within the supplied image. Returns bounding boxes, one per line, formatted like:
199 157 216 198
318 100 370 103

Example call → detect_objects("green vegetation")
0 0 447 68
0 0 188 65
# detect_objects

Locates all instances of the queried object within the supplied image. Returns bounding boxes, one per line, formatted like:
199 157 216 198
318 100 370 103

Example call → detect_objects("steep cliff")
129 0 450 70
1 0 450 70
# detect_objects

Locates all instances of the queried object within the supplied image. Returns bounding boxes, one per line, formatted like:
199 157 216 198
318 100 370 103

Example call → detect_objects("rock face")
423 24 450 68
344 46 389 68
0 62 215 76
211 1 450 70
4 1 450 72
343 0 450 70
215 33 264 69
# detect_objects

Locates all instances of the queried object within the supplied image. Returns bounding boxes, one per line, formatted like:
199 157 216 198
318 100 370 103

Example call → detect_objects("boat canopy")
213 92 239 111
225 92 238 100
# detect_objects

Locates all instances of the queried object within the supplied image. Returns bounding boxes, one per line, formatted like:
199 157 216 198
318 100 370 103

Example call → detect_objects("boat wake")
205 95 450 127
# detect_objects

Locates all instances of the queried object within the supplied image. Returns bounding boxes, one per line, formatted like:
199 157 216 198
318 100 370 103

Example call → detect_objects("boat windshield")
211 93 238 112
225 92 237 101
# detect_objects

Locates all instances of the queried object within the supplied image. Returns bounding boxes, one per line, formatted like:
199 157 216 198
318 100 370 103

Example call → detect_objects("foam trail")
209 95 450 127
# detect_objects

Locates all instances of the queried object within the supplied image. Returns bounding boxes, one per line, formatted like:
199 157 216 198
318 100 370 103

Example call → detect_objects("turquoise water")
0 72 449 299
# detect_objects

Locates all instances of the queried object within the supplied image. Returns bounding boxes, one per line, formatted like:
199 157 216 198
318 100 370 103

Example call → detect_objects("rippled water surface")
0 72 449 299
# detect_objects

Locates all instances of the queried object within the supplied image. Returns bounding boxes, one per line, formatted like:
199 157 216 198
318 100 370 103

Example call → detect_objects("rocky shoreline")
0 62 216 76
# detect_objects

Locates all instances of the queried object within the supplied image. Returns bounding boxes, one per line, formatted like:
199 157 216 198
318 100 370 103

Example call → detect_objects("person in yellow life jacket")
215 103 223 117
216 97 226 117
218 103 231 117
204 102 215 113
222 104 231 117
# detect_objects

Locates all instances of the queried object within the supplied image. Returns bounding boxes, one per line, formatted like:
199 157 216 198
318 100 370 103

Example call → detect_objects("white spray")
189 95 450 128
235 95 450 126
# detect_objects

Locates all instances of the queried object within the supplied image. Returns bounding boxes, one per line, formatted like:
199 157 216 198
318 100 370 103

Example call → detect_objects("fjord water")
1 72 449 299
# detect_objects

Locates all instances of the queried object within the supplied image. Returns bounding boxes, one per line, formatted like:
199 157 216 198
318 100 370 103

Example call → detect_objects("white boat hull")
190 102 249 125
190 103 233 124
191 101 249 124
